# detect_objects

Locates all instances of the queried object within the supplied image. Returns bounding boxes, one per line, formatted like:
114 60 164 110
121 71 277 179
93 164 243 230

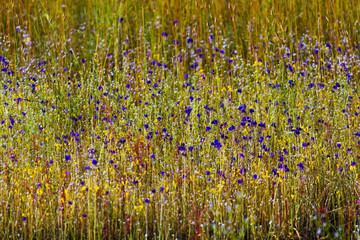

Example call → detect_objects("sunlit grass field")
1 0 360 239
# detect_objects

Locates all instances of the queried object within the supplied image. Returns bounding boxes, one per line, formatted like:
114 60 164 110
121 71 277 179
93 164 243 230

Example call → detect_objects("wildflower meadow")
1 0 360 239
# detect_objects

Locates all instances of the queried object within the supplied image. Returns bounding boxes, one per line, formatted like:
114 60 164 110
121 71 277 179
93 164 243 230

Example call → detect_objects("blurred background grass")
2 0 359 61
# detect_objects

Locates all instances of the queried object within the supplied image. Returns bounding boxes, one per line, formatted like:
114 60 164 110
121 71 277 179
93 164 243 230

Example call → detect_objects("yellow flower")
253 61 262 67
23 37 31 43
134 205 144 213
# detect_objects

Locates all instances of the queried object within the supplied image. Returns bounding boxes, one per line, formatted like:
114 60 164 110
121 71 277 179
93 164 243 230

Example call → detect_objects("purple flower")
298 163 304 170
211 119 218 125
210 139 222 149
